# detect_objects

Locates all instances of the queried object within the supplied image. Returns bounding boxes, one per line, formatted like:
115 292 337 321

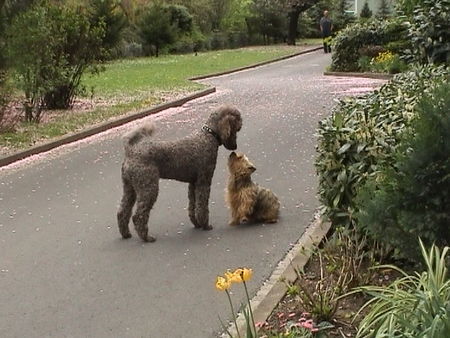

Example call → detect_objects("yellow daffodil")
231 267 252 282
241 268 253 282
225 270 242 283
215 276 231 291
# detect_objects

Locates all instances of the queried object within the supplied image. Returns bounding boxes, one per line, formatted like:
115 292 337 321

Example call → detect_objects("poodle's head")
210 105 242 150
228 152 256 177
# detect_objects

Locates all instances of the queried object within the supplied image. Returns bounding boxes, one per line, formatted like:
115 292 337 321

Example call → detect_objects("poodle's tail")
123 123 155 150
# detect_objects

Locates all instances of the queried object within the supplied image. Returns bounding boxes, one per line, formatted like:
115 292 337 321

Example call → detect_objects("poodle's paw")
202 224 213 231
121 232 132 239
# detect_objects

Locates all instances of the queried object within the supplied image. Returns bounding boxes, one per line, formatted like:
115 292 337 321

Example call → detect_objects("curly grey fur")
117 105 242 242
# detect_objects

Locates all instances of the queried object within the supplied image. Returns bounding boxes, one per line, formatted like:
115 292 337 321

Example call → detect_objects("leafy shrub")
355 82 450 261
355 240 450 337
7 1 106 119
358 45 385 58
315 65 448 227
331 19 409 72
405 0 450 64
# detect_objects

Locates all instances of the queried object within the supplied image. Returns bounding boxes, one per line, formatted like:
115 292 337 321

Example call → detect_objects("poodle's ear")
218 115 232 142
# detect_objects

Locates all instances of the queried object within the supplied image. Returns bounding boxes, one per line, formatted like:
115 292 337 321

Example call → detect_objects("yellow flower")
225 270 242 283
231 267 253 282
241 268 253 282
215 276 231 291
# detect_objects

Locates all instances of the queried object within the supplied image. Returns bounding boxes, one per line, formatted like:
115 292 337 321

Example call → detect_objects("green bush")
405 0 450 64
315 65 448 227
6 1 106 119
355 240 450 337
331 19 410 72
355 82 450 261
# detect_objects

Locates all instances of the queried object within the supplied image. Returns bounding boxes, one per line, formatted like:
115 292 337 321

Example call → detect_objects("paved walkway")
0 51 385 337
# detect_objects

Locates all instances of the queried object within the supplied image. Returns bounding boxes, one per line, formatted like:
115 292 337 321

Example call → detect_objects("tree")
377 0 391 18
90 0 127 57
359 1 372 19
247 0 286 44
138 3 177 57
285 0 319 45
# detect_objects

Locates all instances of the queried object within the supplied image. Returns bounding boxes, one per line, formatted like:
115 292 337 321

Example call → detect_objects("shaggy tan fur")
226 152 280 225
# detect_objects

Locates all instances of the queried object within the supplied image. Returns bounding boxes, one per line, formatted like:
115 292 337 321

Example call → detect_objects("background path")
0 51 384 337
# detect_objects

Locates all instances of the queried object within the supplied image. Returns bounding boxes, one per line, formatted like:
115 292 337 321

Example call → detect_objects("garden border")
323 71 394 80
222 215 331 337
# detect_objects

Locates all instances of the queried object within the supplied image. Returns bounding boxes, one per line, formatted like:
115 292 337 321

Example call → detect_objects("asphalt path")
0 51 385 338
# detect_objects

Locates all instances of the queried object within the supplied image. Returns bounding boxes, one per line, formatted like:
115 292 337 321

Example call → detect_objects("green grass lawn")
0 43 320 155
83 45 317 97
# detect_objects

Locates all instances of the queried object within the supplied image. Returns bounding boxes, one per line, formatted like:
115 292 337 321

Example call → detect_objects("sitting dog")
226 152 280 225
117 105 242 242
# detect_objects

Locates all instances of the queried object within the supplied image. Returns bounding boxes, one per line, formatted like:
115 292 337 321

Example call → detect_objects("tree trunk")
287 8 300 46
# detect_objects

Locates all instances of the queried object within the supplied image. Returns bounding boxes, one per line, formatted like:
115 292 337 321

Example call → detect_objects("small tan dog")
226 152 280 225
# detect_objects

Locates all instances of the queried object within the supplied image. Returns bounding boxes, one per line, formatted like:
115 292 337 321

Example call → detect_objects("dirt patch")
258 251 400 337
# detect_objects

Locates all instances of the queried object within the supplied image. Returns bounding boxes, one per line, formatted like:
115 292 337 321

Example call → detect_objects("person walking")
320 10 333 53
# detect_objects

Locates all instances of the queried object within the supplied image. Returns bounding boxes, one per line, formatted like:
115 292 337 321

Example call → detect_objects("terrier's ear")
229 151 237 158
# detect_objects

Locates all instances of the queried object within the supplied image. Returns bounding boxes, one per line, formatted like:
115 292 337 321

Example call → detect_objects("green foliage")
369 51 408 74
405 0 450 65
331 18 410 72
166 4 193 34
138 3 177 57
315 65 448 227
355 82 450 261
395 0 426 16
246 0 287 44
291 226 377 323
359 1 372 19
355 240 450 337
376 0 391 18
89 0 127 58
6 1 106 119
138 3 195 57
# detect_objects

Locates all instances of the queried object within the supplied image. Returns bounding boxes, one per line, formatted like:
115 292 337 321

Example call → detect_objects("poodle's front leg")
194 182 213 230
188 183 200 228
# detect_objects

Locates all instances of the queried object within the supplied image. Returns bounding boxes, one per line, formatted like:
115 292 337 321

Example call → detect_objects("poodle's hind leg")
188 183 201 228
194 181 213 230
132 177 159 242
117 177 136 239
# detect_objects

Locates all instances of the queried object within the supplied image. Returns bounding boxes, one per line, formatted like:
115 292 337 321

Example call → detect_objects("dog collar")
202 125 222 144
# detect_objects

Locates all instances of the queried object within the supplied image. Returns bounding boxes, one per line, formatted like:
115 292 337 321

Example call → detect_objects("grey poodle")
117 105 243 242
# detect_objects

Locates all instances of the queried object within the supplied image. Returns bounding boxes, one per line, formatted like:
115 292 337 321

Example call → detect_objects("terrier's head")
228 152 256 177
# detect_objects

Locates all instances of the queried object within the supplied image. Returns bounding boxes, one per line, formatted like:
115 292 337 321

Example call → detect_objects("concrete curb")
323 71 394 80
0 87 215 167
190 46 322 81
222 215 331 337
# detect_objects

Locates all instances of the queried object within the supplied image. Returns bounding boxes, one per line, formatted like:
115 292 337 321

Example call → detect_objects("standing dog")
117 105 242 242
226 152 280 225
